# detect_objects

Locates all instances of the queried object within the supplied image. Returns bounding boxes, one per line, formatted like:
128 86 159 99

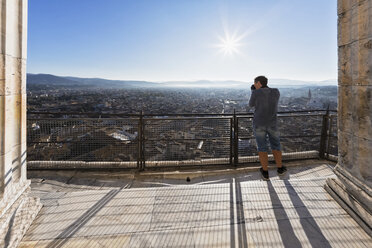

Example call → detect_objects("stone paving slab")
20 163 372 247
27 160 333 192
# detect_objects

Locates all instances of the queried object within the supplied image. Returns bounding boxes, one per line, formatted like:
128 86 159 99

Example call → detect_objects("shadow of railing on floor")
46 187 123 248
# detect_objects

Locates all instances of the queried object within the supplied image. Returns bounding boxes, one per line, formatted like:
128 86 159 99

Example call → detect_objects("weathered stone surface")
0 153 7 195
11 143 27 184
338 41 372 86
354 86 372 137
338 10 353 46
336 0 372 178
358 0 372 39
354 38 372 85
325 178 371 235
338 132 372 188
339 86 372 137
0 55 4 82
3 56 23 96
346 40 371 85
338 0 353 15
338 131 354 170
338 0 372 46
334 165 372 209
0 57 26 96
0 180 30 218
0 56 26 96
338 45 352 85
0 0 5 56
3 0 21 58
0 150 13 196
0 1 37 247
20 143 27 183
21 58 26 94
0 95 3 156
356 138 372 184
0 189 42 248
2 94 22 156
338 86 352 132
21 0 28 59
330 0 372 234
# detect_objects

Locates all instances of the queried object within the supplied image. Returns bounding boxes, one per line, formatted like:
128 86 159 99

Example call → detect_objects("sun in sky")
216 29 245 56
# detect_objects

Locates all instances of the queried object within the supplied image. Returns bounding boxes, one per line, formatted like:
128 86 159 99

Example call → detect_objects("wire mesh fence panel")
327 115 338 156
236 117 257 156
143 118 231 165
280 137 321 153
237 114 324 158
278 114 323 137
278 114 323 152
27 112 337 167
27 118 139 162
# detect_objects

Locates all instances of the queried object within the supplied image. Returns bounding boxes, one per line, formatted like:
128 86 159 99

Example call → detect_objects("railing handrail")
27 109 337 118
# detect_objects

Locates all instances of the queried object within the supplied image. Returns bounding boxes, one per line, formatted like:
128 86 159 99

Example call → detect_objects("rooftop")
19 160 371 247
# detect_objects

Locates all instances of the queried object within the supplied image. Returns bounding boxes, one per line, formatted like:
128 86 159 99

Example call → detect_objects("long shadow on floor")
229 177 248 248
235 177 248 248
267 180 332 248
46 187 123 248
267 181 302 248
284 180 331 248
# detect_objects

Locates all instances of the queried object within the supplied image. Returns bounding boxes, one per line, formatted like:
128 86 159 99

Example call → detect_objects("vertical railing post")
230 117 233 166
233 109 239 166
326 115 333 159
319 107 330 159
141 113 146 170
137 110 145 171
137 111 142 170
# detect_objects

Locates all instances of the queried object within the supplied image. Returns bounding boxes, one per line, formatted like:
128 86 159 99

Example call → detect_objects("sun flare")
216 32 244 56
220 37 239 55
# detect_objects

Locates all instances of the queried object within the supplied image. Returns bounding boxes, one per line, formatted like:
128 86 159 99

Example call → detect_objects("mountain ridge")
27 73 338 89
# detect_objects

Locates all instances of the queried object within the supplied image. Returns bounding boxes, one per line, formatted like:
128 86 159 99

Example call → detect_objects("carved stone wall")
0 0 41 247
326 0 372 236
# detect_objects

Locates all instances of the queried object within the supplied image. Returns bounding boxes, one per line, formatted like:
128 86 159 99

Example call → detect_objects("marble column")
326 0 372 236
0 0 41 247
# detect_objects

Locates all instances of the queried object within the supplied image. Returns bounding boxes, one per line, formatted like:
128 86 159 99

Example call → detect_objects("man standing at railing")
249 76 287 180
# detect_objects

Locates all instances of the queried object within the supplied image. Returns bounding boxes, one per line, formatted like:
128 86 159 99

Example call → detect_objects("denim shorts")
253 124 281 152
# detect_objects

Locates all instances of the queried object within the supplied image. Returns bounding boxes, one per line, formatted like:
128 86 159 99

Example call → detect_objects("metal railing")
27 110 338 169
320 111 338 160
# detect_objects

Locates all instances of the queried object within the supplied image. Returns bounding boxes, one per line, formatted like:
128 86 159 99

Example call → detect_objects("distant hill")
27 74 82 86
27 73 337 89
27 74 161 88
268 79 337 87
65 76 161 88
162 79 337 88
161 80 248 88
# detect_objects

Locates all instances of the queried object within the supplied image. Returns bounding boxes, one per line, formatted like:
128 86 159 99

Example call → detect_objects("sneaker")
260 168 269 181
277 166 287 176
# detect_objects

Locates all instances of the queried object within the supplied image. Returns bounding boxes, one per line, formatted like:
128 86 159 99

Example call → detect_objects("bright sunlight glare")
216 30 245 56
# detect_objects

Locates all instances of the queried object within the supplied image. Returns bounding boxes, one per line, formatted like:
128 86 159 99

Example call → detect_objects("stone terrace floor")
19 160 372 247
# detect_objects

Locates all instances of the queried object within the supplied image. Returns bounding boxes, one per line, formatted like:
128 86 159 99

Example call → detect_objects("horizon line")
27 72 337 85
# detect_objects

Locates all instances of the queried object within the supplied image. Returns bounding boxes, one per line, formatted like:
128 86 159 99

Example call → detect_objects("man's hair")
254 76 268 87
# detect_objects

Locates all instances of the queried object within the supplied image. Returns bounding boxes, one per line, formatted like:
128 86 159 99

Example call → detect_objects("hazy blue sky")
28 0 337 82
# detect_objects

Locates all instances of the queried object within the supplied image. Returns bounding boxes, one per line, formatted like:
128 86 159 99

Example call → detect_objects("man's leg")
268 126 287 175
258 152 269 171
254 125 270 180
272 150 282 168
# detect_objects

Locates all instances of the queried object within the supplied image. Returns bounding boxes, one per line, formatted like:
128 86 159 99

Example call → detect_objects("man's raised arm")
249 90 256 108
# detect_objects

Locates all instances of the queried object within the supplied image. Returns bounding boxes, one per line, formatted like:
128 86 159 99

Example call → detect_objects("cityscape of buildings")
27 85 338 162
